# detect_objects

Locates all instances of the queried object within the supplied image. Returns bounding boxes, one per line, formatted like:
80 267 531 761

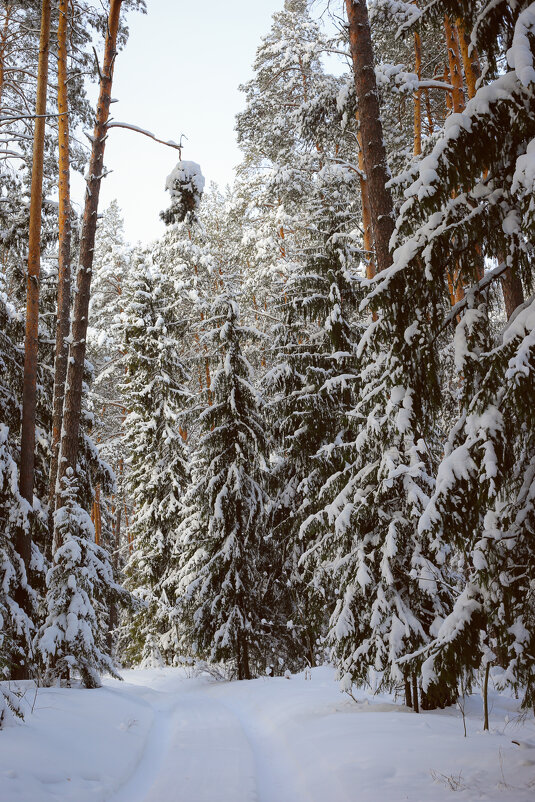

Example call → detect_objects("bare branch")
105 120 184 152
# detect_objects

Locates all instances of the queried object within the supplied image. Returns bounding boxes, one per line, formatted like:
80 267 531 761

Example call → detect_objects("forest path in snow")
3 666 535 802
108 670 322 802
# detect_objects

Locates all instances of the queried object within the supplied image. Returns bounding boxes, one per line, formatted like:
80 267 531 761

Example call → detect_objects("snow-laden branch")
105 121 184 152
375 63 453 94
442 261 507 329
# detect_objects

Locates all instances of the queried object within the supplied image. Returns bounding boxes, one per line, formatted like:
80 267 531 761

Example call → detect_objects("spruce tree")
176 285 270 679
37 468 122 688
265 199 362 669
345 0 535 708
119 261 190 666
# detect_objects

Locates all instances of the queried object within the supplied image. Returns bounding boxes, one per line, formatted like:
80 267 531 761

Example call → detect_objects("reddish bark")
56 0 123 504
501 265 525 320
444 16 465 114
345 0 395 274
49 0 72 534
19 0 51 537
0 4 12 106
356 119 375 280
455 18 480 101
413 29 422 156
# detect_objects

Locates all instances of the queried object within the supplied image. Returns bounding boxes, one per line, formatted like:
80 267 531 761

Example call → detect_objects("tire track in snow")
111 698 175 802
206 689 315 802
110 685 258 802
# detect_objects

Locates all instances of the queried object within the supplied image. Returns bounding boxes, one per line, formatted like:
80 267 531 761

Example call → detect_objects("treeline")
1 0 534 728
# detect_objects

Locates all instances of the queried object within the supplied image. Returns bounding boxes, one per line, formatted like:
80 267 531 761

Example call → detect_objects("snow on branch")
441 261 507 330
105 121 185 154
507 3 535 87
375 63 453 94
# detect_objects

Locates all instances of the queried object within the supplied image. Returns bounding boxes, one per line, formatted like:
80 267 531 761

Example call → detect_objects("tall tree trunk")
356 119 375 280
0 3 12 107
444 16 465 114
413 27 422 156
444 19 466 307
501 260 525 319
107 500 121 654
18 0 51 533
444 63 453 117
455 18 480 100
49 0 72 545
56 0 123 508
345 0 395 274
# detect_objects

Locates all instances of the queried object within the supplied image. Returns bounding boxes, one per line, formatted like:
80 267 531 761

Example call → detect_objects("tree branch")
106 120 184 153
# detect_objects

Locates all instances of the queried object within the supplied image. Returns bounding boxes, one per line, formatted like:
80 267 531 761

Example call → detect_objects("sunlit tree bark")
345 0 394 274
56 0 123 516
49 0 72 535
18 0 51 538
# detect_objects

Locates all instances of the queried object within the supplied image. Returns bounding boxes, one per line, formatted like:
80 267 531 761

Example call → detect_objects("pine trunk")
0 4 12 106
56 0 123 504
455 18 480 100
356 119 375 280
18 0 51 529
501 264 525 319
49 0 72 541
345 0 394 274
413 28 422 157
444 17 465 114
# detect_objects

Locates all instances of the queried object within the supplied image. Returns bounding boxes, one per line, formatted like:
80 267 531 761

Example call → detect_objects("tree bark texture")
18 0 51 552
49 0 72 534
455 18 480 100
413 28 422 156
56 0 123 501
501 263 525 319
345 0 395 274
444 16 465 114
0 4 12 107
356 119 375 280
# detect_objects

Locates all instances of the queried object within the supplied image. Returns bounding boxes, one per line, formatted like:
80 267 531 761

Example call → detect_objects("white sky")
72 0 287 245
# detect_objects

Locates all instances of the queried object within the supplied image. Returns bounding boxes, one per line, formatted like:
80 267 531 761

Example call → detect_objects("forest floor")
1 665 535 802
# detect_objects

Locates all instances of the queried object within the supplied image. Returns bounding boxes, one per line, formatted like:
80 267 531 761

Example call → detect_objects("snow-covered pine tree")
300 277 453 707
38 468 122 688
0 282 35 686
391 0 535 709
368 0 454 184
87 201 132 591
176 284 270 679
119 260 190 666
235 0 360 315
296 1 458 709
265 192 362 670
160 160 205 226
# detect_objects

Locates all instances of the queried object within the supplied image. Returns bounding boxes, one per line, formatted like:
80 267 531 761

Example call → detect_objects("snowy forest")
1 0 535 797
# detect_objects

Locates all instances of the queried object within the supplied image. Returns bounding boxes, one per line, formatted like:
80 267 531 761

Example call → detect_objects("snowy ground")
1 666 535 802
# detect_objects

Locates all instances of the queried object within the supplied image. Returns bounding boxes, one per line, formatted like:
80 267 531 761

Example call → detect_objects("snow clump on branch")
161 161 205 225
